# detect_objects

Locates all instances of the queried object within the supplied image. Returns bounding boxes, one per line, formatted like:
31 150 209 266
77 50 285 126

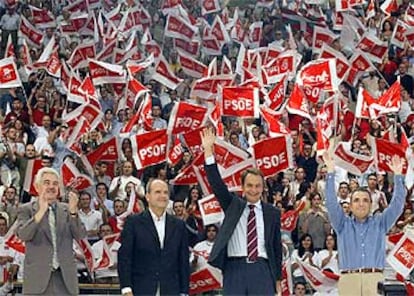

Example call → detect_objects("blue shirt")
325 173 405 271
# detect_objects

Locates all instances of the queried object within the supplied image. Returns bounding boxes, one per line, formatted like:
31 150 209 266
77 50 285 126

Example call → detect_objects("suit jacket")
205 163 282 285
16 201 87 295
118 210 190 295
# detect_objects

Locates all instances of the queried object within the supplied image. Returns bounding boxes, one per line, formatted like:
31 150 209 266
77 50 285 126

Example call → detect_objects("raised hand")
322 145 335 173
200 127 216 157
387 155 405 176
68 189 80 214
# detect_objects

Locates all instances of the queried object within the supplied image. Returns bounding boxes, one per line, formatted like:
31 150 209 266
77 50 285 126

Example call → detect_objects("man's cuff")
205 155 215 165
121 287 132 294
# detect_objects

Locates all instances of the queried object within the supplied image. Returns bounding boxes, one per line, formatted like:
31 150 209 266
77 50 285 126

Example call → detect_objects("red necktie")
247 204 258 261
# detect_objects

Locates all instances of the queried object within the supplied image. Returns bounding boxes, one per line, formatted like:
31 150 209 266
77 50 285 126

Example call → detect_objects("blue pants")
223 257 275 296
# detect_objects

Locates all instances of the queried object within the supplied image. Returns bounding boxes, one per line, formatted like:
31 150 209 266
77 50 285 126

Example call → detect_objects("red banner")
168 102 207 135
253 136 293 177
221 86 259 118
131 129 168 170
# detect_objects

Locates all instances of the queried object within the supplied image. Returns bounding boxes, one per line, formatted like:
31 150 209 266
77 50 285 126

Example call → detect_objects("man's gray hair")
34 167 59 187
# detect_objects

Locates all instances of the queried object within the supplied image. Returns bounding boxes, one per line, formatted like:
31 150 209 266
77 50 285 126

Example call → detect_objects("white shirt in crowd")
109 176 145 200
78 209 103 237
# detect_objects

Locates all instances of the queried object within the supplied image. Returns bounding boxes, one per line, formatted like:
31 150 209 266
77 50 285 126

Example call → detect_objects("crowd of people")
0 0 413 294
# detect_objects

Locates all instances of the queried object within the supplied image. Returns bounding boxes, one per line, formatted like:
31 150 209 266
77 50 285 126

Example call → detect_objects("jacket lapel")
32 201 53 243
56 203 66 245
262 202 273 244
164 214 176 247
142 210 161 249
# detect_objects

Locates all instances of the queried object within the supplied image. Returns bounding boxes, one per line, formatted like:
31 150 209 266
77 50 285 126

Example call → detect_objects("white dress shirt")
227 201 268 259
149 209 166 249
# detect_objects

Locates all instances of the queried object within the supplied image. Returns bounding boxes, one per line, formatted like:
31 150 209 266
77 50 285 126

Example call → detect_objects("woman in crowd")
291 233 319 284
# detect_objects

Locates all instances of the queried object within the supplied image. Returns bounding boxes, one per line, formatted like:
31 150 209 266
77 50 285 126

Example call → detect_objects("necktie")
48 205 59 270
247 204 258 261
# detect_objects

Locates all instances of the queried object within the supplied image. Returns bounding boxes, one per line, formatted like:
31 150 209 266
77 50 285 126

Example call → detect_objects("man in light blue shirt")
324 151 405 296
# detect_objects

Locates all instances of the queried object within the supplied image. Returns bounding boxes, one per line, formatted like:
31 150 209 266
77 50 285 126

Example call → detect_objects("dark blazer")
205 163 282 284
16 201 87 295
118 210 190 295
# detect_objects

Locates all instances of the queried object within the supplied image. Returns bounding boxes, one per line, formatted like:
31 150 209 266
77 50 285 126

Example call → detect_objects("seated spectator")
92 224 120 284
109 161 144 200
78 191 103 243
0 185 18 225
93 161 112 188
93 183 114 221
173 200 199 247
291 233 319 284
108 199 127 234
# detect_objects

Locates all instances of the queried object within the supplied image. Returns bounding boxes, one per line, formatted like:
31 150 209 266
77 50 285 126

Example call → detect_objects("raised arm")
201 127 233 210
323 149 346 232
381 155 406 231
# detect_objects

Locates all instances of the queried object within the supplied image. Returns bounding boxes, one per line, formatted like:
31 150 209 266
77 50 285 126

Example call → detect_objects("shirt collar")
247 200 262 210
149 208 166 222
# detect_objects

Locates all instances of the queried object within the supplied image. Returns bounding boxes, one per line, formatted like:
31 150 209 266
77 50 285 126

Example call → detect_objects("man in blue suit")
118 179 190 296
201 127 282 296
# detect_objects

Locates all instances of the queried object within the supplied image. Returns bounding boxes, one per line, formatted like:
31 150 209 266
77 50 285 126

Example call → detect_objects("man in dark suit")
16 167 86 295
118 179 190 296
201 127 282 295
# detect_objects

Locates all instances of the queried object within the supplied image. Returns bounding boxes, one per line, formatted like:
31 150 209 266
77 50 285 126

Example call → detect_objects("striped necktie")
247 204 258 261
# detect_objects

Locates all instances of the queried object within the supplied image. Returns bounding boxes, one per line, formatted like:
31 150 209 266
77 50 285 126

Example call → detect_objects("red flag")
89 59 126 85
68 42 96 70
201 0 220 15
165 14 197 42
334 142 374 175
76 239 95 275
373 138 408 174
248 21 263 48
265 75 288 110
5 222 25 253
167 101 208 135
298 260 339 293
23 159 43 196
380 0 398 15
152 54 183 90
263 50 299 84
61 159 94 191
356 33 388 63
177 50 207 78
221 86 259 118
190 75 235 100
253 136 294 177
0 57 21 88
297 59 339 104
174 38 200 57
29 5 56 28
131 129 168 170
319 44 350 80
81 137 120 175
19 15 44 47
167 137 183 166
260 106 290 137
312 26 338 53
189 267 222 295
286 83 313 121
355 87 379 118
